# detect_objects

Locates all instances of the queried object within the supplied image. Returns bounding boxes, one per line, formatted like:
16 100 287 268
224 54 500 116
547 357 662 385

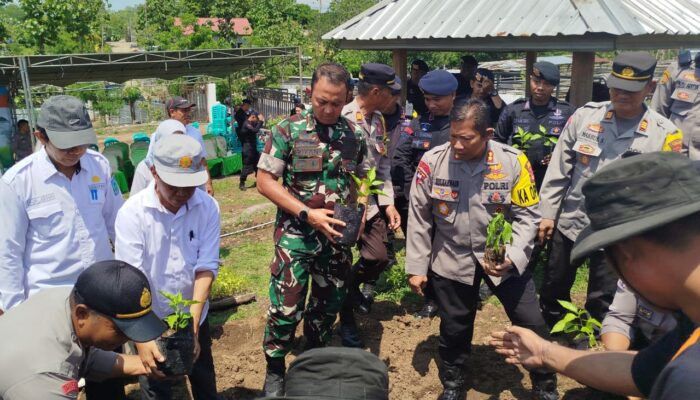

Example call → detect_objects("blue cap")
418 70 458 96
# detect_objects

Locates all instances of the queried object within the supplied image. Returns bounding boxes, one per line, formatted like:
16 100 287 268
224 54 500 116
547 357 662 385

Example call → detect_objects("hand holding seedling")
135 341 167 379
308 208 345 242
483 257 513 277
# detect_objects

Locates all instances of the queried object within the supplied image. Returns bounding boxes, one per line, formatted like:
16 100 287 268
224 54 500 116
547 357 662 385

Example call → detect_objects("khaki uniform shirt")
342 99 394 220
405 141 540 286
0 287 117 399
651 63 700 159
539 102 682 241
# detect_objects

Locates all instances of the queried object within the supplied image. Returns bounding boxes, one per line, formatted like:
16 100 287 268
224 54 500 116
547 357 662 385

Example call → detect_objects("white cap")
152 135 208 188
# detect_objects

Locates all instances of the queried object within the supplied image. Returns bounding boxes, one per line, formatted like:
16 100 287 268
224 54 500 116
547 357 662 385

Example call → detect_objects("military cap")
474 68 495 82
74 260 166 342
461 55 478 67
278 347 389 399
359 63 401 91
607 51 657 92
419 69 458 96
572 153 700 262
532 61 560 86
411 59 430 72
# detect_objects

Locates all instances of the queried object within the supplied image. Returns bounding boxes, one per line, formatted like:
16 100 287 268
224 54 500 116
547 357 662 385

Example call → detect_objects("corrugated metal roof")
323 0 700 50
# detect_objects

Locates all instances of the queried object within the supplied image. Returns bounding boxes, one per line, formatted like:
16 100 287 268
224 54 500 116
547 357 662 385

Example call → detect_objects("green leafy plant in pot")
334 167 386 246
550 299 602 349
156 291 201 376
512 125 558 165
484 212 513 265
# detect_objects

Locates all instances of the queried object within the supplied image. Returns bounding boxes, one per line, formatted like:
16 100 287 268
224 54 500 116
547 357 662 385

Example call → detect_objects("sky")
110 0 328 11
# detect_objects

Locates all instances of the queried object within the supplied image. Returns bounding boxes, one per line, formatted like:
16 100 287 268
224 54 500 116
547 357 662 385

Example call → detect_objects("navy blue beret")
419 70 458 96
532 61 560 86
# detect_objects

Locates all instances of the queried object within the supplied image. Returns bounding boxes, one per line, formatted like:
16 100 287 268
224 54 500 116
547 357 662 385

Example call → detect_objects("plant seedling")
550 299 602 348
159 291 201 331
350 167 387 207
485 212 513 264
512 125 558 150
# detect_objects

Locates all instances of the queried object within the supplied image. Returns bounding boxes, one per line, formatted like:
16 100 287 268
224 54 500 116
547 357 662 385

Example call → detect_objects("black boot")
263 356 285 397
438 362 466 400
415 299 439 319
339 324 365 348
530 370 559 400
239 180 246 191
357 283 375 315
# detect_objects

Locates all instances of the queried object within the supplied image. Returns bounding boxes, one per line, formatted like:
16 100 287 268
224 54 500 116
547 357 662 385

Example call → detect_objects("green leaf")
163 314 178 330
589 335 598 348
564 325 578 333
539 125 547 134
368 167 376 183
550 312 576 333
573 333 586 342
580 325 593 334
557 300 579 314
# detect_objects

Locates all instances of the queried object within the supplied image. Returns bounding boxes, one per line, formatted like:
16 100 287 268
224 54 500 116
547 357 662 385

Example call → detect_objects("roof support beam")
525 51 536 98
570 52 595 108
392 49 407 107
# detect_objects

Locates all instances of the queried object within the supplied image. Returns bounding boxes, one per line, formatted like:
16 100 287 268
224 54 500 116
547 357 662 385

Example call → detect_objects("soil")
208 299 613 400
484 245 506 266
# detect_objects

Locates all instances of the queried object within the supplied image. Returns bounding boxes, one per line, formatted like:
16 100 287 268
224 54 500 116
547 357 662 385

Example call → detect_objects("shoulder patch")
663 129 683 153
416 160 431 185
660 69 671 85
111 178 121 196
511 153 539 207
62 379 79 396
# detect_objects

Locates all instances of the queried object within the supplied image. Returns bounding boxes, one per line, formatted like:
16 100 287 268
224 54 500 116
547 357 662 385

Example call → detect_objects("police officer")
406 99 557 400
407 59 430 116
455 55 478 99
470 68 505 126
0 260 166 400
393 69 458 319
538 52 683 330
239 110 265 190
601 279 677 351
339 64 402 348
495 61 576 189
256 63 368 396
651 50 700 159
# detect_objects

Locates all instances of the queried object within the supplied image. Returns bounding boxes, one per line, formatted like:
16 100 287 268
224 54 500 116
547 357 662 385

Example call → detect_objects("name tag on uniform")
671 86 699 103
293 157 323 172
294 146 323 158
573 140 602 157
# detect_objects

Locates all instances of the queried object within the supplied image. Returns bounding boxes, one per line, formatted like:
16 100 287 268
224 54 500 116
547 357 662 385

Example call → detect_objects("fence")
248 87 298 120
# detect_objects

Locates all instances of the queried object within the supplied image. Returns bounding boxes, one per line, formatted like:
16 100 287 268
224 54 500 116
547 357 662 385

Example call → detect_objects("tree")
123 86 142 123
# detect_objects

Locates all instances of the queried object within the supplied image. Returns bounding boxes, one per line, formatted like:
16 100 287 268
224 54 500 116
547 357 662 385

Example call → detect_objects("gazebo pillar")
392 49 407 106
525 51 537 97
570 52 595 107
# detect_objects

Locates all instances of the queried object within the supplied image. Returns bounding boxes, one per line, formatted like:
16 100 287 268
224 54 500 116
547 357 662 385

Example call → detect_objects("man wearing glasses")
494 61 575 190
0 95 125 398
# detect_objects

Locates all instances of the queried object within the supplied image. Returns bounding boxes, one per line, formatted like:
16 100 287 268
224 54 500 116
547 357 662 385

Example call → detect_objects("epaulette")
582 101 610 109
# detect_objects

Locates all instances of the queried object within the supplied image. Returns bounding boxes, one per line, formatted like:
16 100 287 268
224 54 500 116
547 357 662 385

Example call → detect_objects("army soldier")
406 99 557 400
0 260 166 400
538 52 683 330
256 63 368 397
339 64 402 347
407 59 430 116
601 279 677 351
393 69 458 319
495 61 576 189
651 50 700 159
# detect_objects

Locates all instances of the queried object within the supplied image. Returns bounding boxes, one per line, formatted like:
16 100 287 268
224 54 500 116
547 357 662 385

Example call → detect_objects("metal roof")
0 47 298 87
323 0 700 50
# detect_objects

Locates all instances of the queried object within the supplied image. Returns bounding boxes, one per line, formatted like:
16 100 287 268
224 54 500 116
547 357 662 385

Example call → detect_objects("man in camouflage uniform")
651 50 700 159
406 99 558 400
256 63 368 397
538 52 683 330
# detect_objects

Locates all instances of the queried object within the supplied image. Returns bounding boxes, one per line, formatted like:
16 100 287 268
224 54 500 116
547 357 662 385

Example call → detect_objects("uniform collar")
37 147 86 182
343 98 382 122
143 180 203 213
601 103 651 137
523 97 557 111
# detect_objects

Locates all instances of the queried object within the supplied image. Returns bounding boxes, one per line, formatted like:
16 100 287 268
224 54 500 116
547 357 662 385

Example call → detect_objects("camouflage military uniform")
257 108 367 358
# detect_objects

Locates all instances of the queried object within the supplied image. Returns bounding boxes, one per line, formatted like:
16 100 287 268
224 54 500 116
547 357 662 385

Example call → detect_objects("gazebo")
323 0 700 107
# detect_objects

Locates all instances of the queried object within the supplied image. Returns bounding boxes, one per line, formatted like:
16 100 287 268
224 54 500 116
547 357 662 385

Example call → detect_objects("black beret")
532 61 560 86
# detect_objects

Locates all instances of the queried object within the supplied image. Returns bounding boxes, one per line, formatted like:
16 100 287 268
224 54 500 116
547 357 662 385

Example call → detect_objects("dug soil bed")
209 300 621 399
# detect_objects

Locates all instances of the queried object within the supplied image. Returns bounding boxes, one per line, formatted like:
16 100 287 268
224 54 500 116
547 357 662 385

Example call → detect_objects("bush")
210 268 246 300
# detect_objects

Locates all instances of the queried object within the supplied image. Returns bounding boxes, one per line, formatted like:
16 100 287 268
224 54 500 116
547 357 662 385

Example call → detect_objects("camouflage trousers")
263 242 352 358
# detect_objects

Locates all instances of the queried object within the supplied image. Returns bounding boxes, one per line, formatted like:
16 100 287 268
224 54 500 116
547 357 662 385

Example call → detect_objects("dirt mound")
211 299 610 399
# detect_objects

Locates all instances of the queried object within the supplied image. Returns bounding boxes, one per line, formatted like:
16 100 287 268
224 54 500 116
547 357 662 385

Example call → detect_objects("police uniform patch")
577 143 597 155
604 111 614 120
639 119 648 133
486 150 495 164
488 192 506 204
437 201 450 216
587 123 604 133
356 111 363 122
483 163 508 180
512 153 539 207
621 67 635 77
580 154 590 166
111 178 120 196
62 380 79 396
663 130 683 153
416 160 430 185
659 69 670 85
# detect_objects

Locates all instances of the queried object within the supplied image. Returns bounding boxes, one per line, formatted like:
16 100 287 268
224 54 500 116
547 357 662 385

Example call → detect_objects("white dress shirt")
0 148 123 310
114 181 220 323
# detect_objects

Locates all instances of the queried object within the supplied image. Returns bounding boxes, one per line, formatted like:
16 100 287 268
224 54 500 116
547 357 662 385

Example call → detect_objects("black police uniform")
407 78 429 116
494 97 575 189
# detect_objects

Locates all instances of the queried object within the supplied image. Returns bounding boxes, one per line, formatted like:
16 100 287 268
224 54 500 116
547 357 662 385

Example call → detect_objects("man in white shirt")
0 95 124 312
115 134 220 399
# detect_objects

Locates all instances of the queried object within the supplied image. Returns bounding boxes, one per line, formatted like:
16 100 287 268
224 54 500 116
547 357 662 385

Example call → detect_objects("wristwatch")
490 89 499 97
299 207 310 223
